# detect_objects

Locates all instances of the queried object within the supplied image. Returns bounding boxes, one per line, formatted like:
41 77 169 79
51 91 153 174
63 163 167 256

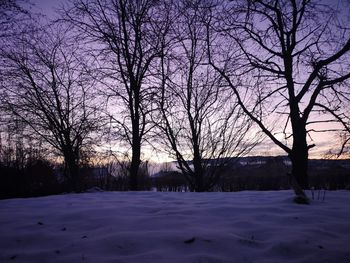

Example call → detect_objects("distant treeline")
1 156 349 199
154 157 350 192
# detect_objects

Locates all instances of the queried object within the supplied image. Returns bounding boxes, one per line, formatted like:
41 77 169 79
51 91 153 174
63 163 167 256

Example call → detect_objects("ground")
1 190 350 262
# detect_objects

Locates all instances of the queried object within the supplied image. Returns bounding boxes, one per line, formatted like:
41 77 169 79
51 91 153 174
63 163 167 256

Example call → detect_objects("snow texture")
0 190 350 262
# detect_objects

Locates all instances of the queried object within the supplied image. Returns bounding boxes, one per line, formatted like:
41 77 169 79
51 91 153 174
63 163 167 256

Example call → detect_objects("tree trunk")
289 125 309 203
64 153 80 192
129 136 141 191
128 77 142 191
290 116 309 189
194 175 204 192
288 74 309 202
192 137 204 192
290 147 309 189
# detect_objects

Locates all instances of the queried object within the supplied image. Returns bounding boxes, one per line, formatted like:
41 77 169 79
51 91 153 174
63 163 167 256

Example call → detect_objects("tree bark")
63 148 81 192
290 146 309 189
129 132 141 191
192 154 204 192
289 116 309 203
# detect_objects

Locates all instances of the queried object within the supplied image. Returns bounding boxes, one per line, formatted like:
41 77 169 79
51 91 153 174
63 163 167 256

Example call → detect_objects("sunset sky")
27 0 348 162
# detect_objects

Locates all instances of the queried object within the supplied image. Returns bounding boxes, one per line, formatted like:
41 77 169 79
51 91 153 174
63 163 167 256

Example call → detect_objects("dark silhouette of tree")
1 25 100 192
208 0 350 202
0 0 32 38
323 104 350 157
62 0 170 190
158 0 259 192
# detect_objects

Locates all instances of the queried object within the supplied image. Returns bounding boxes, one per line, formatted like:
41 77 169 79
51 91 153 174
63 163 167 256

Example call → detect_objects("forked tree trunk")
287 88 310 202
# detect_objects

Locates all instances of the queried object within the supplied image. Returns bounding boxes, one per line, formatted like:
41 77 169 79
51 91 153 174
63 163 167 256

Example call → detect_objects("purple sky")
26 0 348 161
30 0 66 17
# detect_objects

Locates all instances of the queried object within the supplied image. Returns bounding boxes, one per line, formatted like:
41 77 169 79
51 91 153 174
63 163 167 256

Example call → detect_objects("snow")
1 190 350 263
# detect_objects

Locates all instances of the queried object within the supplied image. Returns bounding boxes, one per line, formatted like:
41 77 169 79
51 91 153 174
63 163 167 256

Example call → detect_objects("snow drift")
1 190 349 262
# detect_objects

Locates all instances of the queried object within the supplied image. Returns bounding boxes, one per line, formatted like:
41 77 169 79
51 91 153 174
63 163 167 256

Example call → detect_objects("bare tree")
158 0 258 192
326 107 350 158
0 0 33 146
208 0 350 202
0 0 32 39
0 24 101 191
62 0 170 190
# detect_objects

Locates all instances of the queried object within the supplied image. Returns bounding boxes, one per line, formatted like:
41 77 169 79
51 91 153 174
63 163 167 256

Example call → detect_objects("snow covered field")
1 190 350 263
